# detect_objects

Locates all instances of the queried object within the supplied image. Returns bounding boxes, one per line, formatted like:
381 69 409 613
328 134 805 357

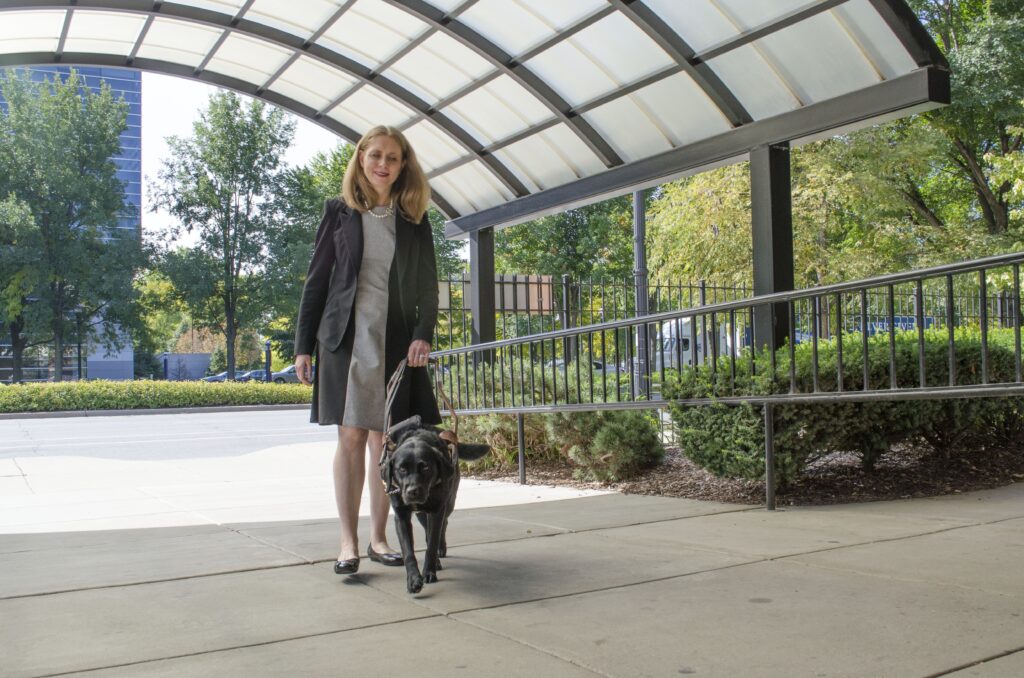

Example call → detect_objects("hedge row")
664 328 1024 487
0 380 312 413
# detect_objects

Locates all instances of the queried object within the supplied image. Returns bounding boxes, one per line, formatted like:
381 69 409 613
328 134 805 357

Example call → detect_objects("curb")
0 403 310 420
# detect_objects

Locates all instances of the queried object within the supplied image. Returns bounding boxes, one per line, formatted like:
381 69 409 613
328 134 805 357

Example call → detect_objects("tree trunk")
900 184 945 231
225 303 236 380
9 317 26 384
952 138 1010 235
53 325 64 382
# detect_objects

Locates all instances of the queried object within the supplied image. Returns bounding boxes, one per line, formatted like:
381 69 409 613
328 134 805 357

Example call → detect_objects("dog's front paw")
424 569 438 584
407 572 424 594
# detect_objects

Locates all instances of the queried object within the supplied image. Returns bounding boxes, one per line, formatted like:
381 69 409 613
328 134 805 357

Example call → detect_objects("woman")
293 125 441 575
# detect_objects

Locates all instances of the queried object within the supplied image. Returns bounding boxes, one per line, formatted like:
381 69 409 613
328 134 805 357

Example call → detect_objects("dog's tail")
457 442 491 462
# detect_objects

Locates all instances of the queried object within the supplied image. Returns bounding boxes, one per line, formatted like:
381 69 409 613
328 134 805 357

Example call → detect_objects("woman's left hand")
407 340 431 368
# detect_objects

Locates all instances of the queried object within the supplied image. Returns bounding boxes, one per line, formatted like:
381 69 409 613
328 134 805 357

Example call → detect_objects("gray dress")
339 210 396 430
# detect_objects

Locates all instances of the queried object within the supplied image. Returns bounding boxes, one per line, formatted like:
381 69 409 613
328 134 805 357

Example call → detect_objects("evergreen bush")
664 328 1024 487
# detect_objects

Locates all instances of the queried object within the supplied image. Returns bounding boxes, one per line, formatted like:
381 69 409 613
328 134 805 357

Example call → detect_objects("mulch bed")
464 444 1024 506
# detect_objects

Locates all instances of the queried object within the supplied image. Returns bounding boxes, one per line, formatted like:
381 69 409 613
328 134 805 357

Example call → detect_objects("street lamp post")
75 310 84 381
264 339 272 382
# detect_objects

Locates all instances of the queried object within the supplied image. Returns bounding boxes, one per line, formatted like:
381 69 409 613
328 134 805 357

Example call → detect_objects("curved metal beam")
384 0 624 169
611 0 752 127
0 0 528 200
0 50 462 218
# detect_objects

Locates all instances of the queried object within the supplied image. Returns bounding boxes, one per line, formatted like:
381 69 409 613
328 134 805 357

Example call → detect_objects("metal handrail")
430 251 1024 510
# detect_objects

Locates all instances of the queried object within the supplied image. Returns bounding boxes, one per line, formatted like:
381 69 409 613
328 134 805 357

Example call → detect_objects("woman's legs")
365 430 397 554
334 426 368 561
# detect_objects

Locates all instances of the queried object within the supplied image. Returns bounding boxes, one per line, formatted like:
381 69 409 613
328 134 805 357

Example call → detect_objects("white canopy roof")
0 0 948 236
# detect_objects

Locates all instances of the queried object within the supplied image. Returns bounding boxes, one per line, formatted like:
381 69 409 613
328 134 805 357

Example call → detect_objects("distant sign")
448 274 555 313
865 315 937 334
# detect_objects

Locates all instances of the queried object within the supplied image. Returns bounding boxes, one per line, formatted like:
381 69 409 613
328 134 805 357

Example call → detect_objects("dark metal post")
634 190 651 398
751 143 794 354
264 339 272 382
75 311 83 381
561 273 575 362
764 402 776 510
469 227 496 352
517 413 526 484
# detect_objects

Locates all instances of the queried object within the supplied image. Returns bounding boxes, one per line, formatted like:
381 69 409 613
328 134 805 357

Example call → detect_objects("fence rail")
429 252 1024 509
434 272 1018 352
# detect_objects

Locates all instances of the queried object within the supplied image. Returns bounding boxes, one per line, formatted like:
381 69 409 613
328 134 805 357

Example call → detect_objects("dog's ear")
456 442 491 462
387 415 422 446
380 444 398 492
434 443 456 482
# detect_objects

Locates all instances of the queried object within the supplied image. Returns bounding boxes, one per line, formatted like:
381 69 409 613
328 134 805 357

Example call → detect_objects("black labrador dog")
381 415 490 593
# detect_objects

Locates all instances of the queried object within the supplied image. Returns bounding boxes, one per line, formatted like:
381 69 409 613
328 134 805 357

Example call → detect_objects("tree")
0 194 39 383
495 197 634 280
912 0 1024 235
0 69 144 381
152 91 295 378
647 165 755 288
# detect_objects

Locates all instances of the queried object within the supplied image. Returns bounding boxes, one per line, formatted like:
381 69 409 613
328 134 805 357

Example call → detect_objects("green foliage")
151 91 295 378
495 197 635 280
0 68 147 381
456 413 558 469
547 409 663 482
914 0 1024 236
449 357 664 482
664 328 1024 487
0 380 311 413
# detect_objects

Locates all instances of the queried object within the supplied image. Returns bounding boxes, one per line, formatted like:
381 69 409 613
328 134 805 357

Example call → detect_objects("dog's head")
387 427 454 506
382 416 491 505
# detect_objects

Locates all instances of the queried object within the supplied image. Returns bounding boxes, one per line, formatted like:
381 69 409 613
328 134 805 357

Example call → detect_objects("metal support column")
634 190 650 398
469 227 496 348
751 143 794 353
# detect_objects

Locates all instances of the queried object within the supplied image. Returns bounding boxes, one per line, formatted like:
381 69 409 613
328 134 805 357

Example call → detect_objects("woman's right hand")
295 354 313 386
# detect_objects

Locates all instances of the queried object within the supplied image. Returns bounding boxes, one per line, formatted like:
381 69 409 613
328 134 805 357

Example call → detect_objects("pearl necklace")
367 200 394 219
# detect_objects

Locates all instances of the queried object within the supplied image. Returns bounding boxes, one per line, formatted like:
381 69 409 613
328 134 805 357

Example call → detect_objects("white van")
640 317 746 372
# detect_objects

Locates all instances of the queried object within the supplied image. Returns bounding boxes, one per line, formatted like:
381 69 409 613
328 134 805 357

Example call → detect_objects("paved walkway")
1 411 1022 676
3 482 1023 676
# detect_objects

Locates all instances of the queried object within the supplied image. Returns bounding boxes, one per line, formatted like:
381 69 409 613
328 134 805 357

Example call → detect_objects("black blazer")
294 198 438 357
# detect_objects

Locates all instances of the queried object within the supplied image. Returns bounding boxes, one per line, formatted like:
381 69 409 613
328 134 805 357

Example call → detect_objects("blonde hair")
342 125 430 223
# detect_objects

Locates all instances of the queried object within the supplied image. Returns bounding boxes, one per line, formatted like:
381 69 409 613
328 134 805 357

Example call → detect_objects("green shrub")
455 412 558 470
559 409 663 482
0 380 311 413
665 328 1024 487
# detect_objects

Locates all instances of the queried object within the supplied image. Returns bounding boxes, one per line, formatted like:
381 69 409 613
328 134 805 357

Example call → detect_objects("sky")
140 72 341 239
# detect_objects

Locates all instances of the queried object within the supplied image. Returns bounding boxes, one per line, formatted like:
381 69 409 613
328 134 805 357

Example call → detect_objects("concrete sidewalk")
3 482 1023 677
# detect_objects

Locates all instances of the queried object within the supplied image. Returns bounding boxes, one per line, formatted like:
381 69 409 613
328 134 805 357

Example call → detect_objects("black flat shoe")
334 557 359 575
367 546 403 567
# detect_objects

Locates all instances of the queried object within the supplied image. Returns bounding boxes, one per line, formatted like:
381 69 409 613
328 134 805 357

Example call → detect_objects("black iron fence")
434 274 750 351
435 273 1018 353
430 252 1024 509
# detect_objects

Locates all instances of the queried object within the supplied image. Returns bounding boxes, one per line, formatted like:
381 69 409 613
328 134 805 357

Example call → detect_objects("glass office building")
0 66 140 381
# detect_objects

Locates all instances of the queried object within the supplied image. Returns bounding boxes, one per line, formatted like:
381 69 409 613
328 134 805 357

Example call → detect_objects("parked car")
238 369 269 382
201 371 229 382
272 365 300 383
543 358 618 374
